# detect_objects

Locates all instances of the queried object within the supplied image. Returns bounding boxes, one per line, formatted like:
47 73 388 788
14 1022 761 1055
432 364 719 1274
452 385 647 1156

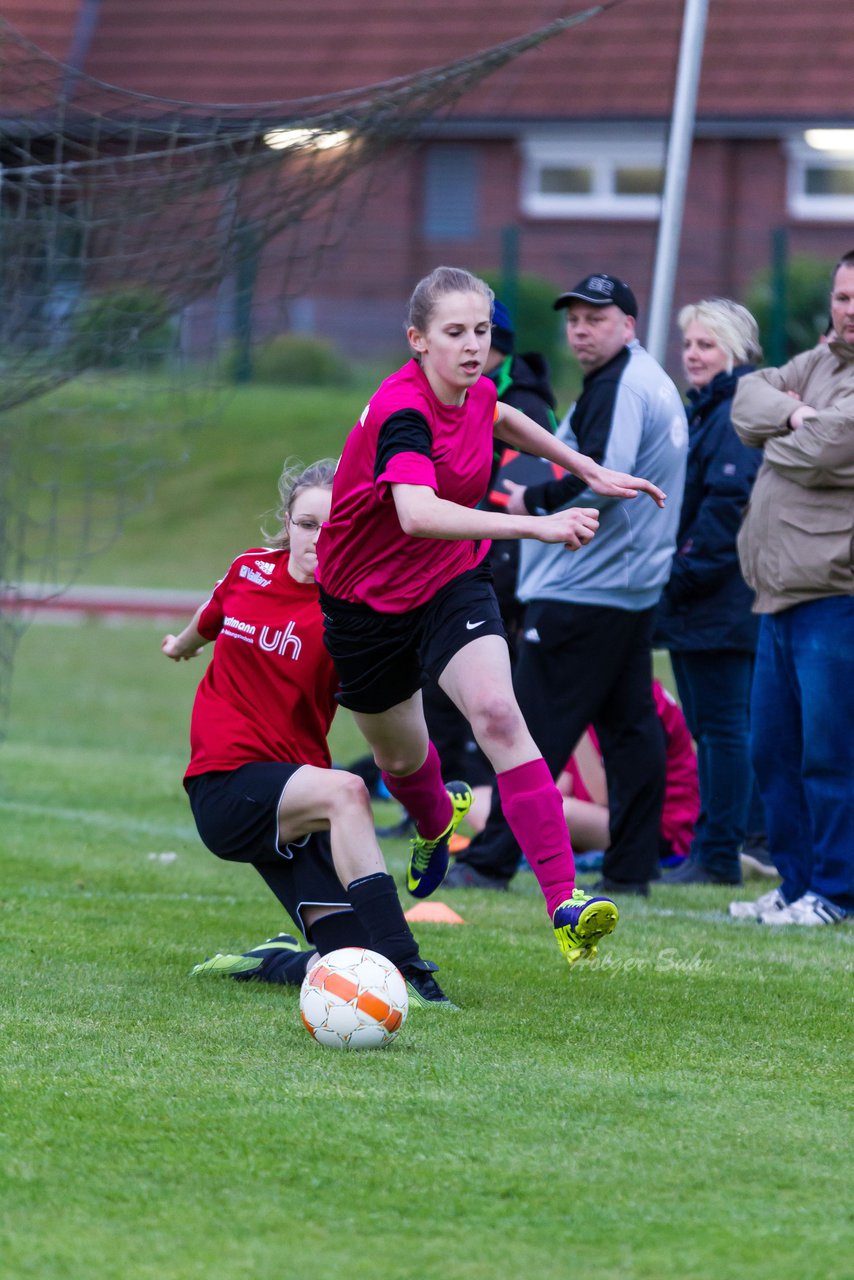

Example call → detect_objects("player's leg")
424 569 577 912
421 677 494 836
185 764 315 982
439 631 617 962
562 796 611 853
279 769 457 1004
350 694 471 898
319 590 466 894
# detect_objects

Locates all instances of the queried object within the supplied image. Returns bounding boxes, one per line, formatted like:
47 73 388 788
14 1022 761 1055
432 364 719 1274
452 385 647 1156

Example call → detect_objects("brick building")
2 0 852 373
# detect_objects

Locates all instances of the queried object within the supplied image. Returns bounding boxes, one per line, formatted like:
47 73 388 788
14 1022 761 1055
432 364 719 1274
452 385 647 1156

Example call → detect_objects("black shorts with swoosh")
319 563 507 714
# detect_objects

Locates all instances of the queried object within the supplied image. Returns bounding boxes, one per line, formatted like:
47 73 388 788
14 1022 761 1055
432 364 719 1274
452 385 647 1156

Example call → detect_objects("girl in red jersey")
162 459 455 1007
316 266 667 966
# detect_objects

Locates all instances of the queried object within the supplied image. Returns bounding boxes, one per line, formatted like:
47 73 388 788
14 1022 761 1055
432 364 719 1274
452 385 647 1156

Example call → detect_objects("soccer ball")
299 947 409 1050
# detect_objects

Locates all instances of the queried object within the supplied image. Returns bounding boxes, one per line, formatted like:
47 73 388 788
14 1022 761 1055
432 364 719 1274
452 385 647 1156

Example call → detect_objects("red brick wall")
206 135 852 377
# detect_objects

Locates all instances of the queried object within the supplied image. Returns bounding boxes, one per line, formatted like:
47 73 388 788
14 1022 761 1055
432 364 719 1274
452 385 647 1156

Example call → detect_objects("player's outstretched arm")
391 483 598 550
495 402 667 507
161 605 208 661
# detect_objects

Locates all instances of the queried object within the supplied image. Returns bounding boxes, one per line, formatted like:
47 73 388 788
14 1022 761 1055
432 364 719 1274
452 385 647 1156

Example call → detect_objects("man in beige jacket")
728 250 854 926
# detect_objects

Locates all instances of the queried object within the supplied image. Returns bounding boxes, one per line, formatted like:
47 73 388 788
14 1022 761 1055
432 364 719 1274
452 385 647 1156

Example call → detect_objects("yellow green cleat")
552 889 619 966
406 780 473 899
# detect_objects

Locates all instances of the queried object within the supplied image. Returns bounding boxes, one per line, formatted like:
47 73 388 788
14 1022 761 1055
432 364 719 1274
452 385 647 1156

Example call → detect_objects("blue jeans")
751 598 854 910
670 650 755 880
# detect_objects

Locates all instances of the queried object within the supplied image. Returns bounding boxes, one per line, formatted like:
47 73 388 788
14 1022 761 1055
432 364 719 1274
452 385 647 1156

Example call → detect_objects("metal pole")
645 0 709 364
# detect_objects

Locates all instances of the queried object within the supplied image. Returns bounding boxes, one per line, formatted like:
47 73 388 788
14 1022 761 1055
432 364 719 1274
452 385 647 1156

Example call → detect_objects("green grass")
68 374 385 588
2 620 852 1280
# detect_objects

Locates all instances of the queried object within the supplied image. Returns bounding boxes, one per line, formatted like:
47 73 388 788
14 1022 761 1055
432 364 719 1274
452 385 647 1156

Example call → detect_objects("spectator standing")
447 273 687 897
728 252 854 926
655 299 764 885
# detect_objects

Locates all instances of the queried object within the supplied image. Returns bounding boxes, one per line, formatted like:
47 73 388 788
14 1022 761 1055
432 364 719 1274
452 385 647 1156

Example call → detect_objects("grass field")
2 378 852 1279
3 618 852 1280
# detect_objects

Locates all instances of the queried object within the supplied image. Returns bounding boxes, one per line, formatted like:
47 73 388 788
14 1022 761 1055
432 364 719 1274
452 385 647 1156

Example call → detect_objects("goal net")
0 5 614 730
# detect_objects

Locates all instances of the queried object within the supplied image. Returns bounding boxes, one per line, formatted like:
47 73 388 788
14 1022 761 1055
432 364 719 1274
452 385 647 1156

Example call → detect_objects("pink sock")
381 741 452 840
497 757 575 918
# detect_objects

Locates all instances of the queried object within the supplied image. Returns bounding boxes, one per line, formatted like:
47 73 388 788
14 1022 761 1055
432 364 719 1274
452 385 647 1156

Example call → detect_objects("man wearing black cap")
447 273 687 896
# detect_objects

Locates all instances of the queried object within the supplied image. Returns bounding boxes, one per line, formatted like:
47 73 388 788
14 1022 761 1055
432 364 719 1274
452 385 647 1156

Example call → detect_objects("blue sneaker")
406 781 473 899
401 960 459 1010
552 889 619 966
190 933 303 981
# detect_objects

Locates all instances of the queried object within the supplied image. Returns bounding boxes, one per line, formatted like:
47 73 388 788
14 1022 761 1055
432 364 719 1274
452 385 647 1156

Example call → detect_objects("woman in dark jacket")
656 299 764 884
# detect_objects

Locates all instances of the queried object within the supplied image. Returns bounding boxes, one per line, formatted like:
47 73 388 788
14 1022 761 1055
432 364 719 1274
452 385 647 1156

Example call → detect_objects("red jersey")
184 548 339 780
316 359 497 612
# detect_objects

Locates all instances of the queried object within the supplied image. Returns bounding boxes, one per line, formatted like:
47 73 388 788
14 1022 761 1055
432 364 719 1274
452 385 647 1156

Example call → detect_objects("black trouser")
459 600 666 887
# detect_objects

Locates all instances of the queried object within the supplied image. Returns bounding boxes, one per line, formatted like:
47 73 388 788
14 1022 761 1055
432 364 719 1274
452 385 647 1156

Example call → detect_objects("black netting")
0 5 618 730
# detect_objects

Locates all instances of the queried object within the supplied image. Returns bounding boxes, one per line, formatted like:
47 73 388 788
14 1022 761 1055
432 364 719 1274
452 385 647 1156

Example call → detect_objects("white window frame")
521 136 664 220
787 137 854 221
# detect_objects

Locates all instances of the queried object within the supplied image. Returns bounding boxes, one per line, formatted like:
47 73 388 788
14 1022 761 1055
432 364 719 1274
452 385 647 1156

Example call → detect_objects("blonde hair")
406 265 494 349
678 298 763 370
263 457 336 550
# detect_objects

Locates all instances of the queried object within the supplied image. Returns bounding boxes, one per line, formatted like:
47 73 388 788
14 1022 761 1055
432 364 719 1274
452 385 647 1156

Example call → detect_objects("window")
522 136 664 219
787 137 854 220
422 145 479 239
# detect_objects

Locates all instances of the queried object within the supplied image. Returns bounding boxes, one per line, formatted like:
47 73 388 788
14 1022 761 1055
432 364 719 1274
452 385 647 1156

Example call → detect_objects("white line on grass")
0 798 197 841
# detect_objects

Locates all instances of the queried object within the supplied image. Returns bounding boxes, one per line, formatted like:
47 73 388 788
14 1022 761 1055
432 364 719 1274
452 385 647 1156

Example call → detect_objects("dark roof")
1 0 851 122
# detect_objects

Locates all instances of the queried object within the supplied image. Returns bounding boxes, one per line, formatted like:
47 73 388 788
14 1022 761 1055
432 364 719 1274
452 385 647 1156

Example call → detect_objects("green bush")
243 333 352 386
744 254 834 363
483 271 565 370
68 286 175 369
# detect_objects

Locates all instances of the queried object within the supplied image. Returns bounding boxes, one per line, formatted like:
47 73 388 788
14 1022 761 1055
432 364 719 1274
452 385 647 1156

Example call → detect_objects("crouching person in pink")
558 681 699 867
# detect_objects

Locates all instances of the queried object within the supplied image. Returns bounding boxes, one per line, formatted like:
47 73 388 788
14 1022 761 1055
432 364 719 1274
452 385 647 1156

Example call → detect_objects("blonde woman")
656 299 764 886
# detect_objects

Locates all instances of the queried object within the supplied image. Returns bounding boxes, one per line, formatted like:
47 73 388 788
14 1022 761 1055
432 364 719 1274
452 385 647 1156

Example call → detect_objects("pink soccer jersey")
316 359 497 612
184 549 339 780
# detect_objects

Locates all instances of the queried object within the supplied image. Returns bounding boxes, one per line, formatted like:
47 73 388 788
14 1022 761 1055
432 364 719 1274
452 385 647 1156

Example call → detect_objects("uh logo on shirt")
258 620 302 659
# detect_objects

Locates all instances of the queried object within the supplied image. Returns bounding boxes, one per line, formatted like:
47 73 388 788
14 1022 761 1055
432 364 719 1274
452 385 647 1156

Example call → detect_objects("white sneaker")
759 891 848 927
728 887 787 920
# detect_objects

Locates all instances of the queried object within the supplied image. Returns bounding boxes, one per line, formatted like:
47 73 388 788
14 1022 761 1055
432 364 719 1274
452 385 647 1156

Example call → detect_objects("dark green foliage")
68 287 176 370
744 254 835 362
233 333 354 387
483 271 566 371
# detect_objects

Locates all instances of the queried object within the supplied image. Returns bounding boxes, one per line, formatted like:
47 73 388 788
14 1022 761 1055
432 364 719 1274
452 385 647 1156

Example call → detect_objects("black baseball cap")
553 273 638 319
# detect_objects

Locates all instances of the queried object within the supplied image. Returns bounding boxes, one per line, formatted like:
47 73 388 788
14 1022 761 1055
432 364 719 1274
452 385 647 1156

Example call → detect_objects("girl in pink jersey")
163 459 455 1007
316 266 667 966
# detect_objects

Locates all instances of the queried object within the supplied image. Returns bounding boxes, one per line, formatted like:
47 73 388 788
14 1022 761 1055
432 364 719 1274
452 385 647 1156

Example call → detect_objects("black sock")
310 910 370 957
346 872 421 970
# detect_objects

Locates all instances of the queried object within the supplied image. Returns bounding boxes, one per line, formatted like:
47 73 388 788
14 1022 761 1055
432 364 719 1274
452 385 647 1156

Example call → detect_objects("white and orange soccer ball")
299 947 409 1050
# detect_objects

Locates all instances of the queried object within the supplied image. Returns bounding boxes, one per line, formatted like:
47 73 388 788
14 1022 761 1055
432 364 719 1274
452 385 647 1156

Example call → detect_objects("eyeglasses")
288 517 322 534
